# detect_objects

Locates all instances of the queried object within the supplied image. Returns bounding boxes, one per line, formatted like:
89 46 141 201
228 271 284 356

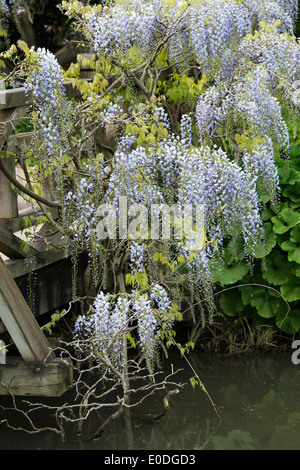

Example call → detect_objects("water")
1 351 300 450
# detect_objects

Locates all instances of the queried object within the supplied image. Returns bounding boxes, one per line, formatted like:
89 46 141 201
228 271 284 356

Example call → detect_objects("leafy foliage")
217 136 300 334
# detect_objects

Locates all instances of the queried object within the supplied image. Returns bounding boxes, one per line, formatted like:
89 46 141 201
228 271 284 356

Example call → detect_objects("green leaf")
290 225 300 243
239 284 257 305
276 308 300 334
292 264 300 277
280 231 300 263
225 236 245 264
277 166 300 185
262 207 276 221
219 290 244 316
271 207 300 234
250 289 279 318
282 183 300 202
212 258 249 285
288 143 300 159
262 250 290 285
280 275 300 302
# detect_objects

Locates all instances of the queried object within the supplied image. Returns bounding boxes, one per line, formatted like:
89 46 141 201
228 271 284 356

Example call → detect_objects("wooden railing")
0 61 93 396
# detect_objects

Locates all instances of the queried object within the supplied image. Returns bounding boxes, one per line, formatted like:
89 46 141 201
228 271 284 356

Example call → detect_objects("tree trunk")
18 14 36 48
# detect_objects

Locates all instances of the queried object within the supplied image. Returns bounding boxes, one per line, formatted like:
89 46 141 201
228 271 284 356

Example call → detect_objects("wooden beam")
0 82 82 111
0 225 30 258
0 357 73 396
0 88 29 110
0 206 58 233
4 246 66 278
0 256 54 362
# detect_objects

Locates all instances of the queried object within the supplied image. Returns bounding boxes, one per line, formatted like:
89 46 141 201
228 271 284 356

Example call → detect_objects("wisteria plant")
1 0 300 374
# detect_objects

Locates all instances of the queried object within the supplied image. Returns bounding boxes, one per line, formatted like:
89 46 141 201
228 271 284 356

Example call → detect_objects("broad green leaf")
250 290 279 318
282 183 300 202
289 143 300 158
292 264 300 277
225 236 245 264
290 225 300 243
281 275 300 302
280 239 300 264
212 258 249 285
239 284 257 305
277 166 300 185
276 308 300 334
262 250 290 285
262 207 276 221
287 247 300 264
219 291 243 316
271 207 300 234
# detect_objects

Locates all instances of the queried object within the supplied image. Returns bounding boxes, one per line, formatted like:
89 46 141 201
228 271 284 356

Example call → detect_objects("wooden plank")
0 82 82 111
0 225 30 258
0 253 88 334
0 155 18 219
7 131 33 153
0 88 29 110
0 256 54 362
4 246 66 278
0 357 73 396
0 206 58 233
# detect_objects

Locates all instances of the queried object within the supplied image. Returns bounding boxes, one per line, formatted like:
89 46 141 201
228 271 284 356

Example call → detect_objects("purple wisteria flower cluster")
74 285 173 373
80 0 298 81
83 0 161 57
24 47 68 156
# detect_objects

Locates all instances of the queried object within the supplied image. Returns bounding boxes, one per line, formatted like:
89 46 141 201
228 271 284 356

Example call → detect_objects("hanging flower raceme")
239 27 300 105
24 47 69 156
83 0 162 57
187 0 251 81
74 292 130 368
73 286 173 373
243 0 297 33
242 137 280 202
196 65 290 148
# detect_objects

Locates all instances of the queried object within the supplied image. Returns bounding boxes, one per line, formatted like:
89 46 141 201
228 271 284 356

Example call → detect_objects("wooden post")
0 256 53 362
0 155 18 219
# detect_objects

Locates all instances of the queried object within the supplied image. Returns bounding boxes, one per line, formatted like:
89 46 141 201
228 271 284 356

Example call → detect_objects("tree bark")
18 14 37 48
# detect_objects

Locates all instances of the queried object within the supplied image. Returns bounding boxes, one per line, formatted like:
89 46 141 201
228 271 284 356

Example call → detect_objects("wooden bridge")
0 59 93 396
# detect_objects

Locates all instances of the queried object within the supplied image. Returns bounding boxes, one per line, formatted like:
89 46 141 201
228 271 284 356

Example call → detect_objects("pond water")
1 350 300 451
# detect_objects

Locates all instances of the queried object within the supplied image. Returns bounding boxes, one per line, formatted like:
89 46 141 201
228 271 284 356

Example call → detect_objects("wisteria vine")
9 0 300 373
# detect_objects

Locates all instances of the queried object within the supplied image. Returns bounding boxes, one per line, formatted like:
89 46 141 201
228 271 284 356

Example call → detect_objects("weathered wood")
0 81 82 111
0 357 73 396
0 256 54 362
0 206 58 233
0 254 88 334
0 106 28 147
0 88 30 110
4 246 66 278
7 131 33 153
0 155 18 219
0 225 33 258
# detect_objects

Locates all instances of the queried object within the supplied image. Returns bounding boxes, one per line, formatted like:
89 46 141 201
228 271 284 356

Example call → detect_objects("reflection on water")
1 351 300 450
